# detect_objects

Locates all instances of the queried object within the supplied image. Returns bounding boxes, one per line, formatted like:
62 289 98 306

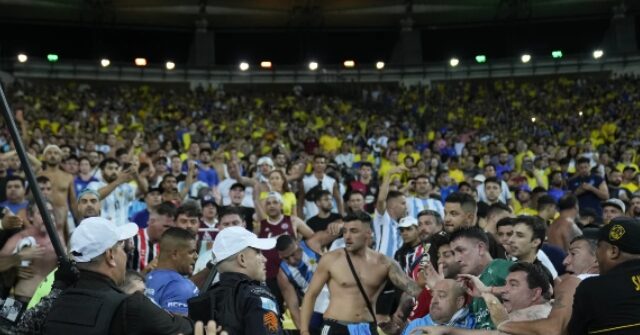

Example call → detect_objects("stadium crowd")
0 74 639 334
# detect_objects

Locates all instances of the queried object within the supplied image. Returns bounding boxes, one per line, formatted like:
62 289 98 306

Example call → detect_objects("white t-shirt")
302 174 336 219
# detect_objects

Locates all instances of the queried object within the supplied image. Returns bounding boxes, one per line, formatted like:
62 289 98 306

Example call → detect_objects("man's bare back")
548 217 581 251
322 248 390 322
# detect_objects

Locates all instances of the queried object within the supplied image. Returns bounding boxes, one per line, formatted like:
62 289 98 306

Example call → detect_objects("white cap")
70 217 138 263
473 174 486 183
257 156 274 167
602 198 626 213
398 216 418 228
212 226 276 263
265 191 283 203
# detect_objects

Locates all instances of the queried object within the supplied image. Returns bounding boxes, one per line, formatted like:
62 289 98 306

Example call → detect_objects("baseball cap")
212 226 276 263
602 198 626 213
584 217 640 254
201 195 218 208
265 191 283 203
398 216 418 228
257 156 274 167
147 186 162 194
473 174 486 183
70 217 138 262
230 182 246 191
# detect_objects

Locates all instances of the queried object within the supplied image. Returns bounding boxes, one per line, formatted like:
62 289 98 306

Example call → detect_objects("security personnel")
43 217 193 335
568 217 640 334
190 226 283 335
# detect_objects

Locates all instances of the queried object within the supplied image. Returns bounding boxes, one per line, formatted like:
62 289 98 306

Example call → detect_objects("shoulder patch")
250 286 275 298
263 311 280 334
260 297 279 314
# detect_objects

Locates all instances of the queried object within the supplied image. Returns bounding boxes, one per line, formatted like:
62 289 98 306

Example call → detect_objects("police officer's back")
190 226 283 335
43 217 193 335
568 217 640 335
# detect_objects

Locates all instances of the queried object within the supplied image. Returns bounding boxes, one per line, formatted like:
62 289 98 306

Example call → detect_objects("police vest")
44 288 128 335
188 277 244 334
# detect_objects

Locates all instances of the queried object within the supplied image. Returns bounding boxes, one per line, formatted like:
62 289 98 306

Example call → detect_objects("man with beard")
407 175 444 219
568 157 609 217
88 158 147 226
145 227 199 316
607 169 625 199
196 148 219 187
38 145 76 226
547 170 567 203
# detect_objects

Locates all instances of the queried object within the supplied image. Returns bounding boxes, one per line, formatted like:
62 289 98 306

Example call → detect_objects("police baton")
0 83 77 279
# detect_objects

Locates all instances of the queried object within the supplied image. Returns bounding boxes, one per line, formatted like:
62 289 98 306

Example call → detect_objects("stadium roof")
0 0 636 31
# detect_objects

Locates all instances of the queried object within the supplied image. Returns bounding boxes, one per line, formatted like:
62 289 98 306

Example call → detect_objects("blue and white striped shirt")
373 210 402 258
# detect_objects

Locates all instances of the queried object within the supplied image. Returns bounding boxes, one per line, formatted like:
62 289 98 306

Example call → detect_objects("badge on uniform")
260 297 278 314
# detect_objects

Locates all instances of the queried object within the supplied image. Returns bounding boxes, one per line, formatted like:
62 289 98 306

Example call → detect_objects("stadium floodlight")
100 59 110 68
449 58 459 67
531 117 536 123
308 61 319 71
134 58 147 67
551 50 563 59
579 111 584 117
165 61 175 70
260 61 272 69
475 55 486 63
343 60 355 68
17 54 28 63
376 61 385 70
593 49 604 59
47 54 59 62
239 62 249 71
521 54 531 63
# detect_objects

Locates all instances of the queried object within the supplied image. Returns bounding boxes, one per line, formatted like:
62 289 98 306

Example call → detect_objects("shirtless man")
300 211 423 335
547 195 581 252
0 200 63 302
38 145 76 225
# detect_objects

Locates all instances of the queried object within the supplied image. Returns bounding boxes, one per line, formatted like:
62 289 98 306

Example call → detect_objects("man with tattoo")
300 211 423 335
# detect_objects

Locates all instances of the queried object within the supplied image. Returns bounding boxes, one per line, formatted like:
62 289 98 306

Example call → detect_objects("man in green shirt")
449 226 512 330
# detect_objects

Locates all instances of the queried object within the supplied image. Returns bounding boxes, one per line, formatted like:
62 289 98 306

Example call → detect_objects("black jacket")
45 270 193 335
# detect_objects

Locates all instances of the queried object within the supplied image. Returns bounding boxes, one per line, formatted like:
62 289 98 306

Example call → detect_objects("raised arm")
376 166 406 214
292 216 314 240
96 167 135 200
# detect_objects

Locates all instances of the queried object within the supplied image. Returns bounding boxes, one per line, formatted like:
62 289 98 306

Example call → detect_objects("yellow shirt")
319 135 342 154
621 182 639 193
260 191 297 216
449 169 465 184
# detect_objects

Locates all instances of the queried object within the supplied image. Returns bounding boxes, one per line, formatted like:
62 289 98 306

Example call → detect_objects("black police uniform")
191 272 283 335
568 259 640 334
43 270 193 335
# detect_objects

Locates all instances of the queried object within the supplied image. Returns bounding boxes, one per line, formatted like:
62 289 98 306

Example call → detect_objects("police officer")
43 217 193 334
191 226 283 335
568 217 640 334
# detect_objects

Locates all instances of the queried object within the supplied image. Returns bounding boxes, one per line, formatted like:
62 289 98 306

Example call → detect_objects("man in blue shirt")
402 279 475 334
145 227 199 315
0 175 28 215
568 157 609 217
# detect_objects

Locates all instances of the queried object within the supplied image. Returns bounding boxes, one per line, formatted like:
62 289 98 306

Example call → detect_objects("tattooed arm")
386 256 423 298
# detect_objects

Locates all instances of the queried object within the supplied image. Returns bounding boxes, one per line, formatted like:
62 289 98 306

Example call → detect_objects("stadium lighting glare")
17 54 28 63
475 55 486 64
100 59 110 67
239 62 249 71
579 111 584 117
308 61 319 71
343 60 355 68
531 117 536 123
260 61 272 69
375 61 385 70
165 61 176 70
449 58 460 67
551 50 563 59
134 58 147 67
47 54 59 62
521 54 531 63
593 49 604 59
